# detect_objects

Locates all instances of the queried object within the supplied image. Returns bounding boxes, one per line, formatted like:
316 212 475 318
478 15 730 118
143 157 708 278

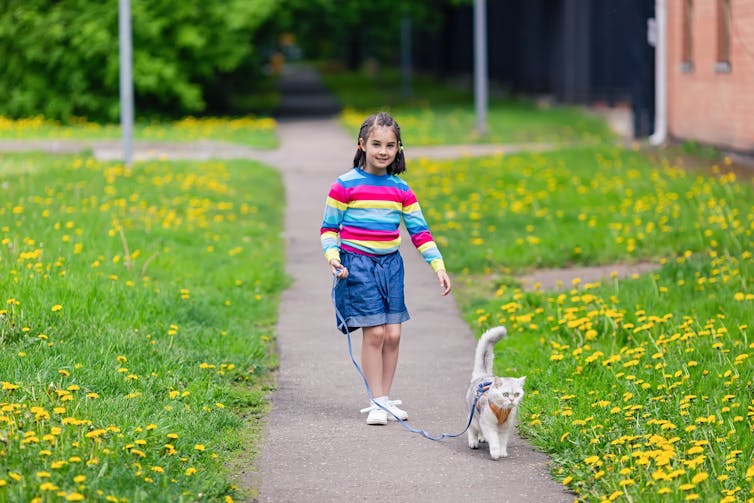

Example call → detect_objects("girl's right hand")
329 259 348 279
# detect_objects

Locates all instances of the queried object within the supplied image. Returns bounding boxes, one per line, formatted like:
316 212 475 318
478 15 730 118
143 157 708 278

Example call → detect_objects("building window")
681 0 694 72
715 0 731 72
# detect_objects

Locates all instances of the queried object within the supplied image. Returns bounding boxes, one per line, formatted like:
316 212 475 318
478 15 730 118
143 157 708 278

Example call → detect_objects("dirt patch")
517 261 660 291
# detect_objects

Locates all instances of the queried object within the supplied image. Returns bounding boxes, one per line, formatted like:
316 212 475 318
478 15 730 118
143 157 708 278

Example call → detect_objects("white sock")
373 395 389 407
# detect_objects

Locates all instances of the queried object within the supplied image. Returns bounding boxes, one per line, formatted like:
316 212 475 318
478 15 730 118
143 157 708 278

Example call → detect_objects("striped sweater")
320 168 446 272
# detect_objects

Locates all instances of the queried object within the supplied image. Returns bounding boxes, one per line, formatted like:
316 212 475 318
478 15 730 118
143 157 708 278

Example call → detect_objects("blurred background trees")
0 0 455 122
0 0 277 122
0 0 655 135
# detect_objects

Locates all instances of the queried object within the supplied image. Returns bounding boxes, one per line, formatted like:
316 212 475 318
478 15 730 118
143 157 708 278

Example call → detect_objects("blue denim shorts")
333 250 410 334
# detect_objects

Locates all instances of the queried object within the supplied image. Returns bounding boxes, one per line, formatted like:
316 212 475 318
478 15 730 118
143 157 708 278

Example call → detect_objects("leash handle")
331 275 481 441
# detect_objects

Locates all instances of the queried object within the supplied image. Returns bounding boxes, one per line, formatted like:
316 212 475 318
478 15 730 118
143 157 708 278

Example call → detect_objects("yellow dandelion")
584 455 600 465
691 472 708 484
51 304 63 312
39 482 59 491
194 444 206 451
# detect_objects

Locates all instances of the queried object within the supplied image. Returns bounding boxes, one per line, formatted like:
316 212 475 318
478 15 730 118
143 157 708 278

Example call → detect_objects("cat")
465 325 526 459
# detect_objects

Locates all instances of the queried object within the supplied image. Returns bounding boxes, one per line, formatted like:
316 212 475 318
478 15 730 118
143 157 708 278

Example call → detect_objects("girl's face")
359 125 398 175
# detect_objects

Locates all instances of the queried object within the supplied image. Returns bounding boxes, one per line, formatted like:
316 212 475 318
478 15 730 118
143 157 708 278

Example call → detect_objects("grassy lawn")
0 116 279 149
0 152 286 501
406 147 754 502
321 67 616 145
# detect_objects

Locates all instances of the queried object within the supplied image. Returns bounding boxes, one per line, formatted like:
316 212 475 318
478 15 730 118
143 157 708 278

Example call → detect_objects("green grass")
404 146 751 274
0 152 286 502
408 147 754 502
0 116 279 149
320 66 616 145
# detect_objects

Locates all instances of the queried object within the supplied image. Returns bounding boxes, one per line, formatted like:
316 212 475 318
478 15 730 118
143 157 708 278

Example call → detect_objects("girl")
320 111 452 425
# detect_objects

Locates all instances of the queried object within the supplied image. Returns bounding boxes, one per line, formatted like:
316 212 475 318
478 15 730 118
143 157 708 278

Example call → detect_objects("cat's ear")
518 376 527 386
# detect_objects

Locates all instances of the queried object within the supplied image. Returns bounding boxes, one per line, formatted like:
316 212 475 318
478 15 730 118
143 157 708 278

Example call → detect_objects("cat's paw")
489 447 508 460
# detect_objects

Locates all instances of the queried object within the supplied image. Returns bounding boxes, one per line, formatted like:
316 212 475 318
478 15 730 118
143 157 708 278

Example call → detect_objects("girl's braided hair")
352 111 406 175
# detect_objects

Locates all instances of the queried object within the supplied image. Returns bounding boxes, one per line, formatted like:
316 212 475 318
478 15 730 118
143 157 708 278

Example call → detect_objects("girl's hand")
437 270 452 296
329 259 348 279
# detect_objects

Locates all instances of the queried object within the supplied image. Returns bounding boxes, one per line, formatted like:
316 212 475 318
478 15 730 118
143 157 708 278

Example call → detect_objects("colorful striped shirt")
320 168 446 272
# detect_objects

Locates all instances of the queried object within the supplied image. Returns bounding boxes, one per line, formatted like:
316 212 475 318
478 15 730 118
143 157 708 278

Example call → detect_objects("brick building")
666 0 754 152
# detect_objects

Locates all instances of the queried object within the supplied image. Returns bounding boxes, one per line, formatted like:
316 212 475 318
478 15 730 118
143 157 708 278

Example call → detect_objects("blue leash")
331 274 486 441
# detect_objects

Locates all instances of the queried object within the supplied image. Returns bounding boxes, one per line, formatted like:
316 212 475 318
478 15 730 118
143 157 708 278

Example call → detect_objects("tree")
0 0 276 121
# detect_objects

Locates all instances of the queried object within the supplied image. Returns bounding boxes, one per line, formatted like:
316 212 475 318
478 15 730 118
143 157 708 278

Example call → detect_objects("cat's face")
488 376 526 408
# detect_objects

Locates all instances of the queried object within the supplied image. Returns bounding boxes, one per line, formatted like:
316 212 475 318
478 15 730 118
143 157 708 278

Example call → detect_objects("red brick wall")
667 0 754 152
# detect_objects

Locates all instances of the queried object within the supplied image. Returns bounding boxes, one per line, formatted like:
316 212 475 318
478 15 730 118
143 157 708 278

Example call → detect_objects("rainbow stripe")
321 168 445 272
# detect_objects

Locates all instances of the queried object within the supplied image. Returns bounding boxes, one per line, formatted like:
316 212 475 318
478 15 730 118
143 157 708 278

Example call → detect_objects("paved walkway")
246 118 574 503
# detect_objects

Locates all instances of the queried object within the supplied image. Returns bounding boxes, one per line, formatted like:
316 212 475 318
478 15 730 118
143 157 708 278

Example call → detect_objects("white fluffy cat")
465 326 526 459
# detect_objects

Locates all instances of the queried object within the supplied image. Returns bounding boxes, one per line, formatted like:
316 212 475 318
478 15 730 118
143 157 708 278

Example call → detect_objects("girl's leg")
380 323 402 396
361 325 386 397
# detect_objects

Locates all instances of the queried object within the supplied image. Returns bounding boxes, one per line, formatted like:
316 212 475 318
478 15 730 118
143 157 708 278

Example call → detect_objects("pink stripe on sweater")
410 231 434 247
328 182 348 203
341 227 397 241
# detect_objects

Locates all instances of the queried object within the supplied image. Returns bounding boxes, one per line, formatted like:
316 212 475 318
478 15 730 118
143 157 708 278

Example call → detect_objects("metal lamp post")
118 0 134 167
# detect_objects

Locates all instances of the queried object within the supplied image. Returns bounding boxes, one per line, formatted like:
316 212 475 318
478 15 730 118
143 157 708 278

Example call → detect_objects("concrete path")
246 117 573 503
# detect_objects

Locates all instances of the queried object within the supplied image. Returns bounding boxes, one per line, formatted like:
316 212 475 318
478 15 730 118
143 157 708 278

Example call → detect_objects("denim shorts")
333 250 410 334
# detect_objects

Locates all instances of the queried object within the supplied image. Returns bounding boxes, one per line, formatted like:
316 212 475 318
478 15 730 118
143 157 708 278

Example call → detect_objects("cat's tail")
471 325 507 381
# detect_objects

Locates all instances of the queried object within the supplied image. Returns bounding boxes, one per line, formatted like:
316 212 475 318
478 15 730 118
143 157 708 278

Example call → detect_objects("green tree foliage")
0 0 276 122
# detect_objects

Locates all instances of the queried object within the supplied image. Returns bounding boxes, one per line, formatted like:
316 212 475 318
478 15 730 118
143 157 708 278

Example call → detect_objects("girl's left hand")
437 270 452 296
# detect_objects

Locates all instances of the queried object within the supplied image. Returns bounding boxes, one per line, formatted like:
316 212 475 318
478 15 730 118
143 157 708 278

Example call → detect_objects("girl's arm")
402 189 450 295
321 181 347 273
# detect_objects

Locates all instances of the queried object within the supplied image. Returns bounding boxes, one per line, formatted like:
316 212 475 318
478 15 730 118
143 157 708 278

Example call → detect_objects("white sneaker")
385 399 408 421
360 404 388 425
